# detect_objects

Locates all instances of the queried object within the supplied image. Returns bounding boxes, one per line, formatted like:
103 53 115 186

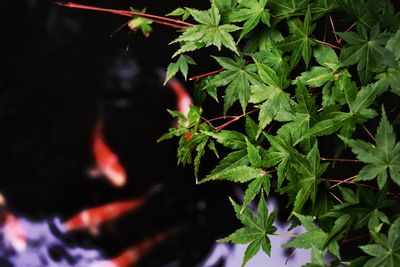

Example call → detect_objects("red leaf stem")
189 68 224 81
214 109 258 131
56 2 193 28
315 39 341 50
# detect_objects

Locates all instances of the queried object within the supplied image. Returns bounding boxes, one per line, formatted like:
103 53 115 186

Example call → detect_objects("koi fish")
63 185 162 235
0 194 27 252
90 121 127 187
64 197 144 235
166 78 193 141
91 228 178 267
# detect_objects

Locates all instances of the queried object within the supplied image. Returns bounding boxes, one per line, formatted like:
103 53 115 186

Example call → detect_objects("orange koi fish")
108 228 178 267
64 197 145 235
90 121 127 187
166 78 193 141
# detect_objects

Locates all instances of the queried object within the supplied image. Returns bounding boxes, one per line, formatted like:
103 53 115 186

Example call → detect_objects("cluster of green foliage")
158 0 400 266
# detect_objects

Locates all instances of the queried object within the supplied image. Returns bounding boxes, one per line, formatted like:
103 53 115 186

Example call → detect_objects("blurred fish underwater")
0 1 311 266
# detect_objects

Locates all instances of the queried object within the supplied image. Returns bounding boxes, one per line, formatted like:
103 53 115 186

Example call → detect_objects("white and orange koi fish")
90 121 127 187
63 186 161 235
0 194 27 252
64 197 144 235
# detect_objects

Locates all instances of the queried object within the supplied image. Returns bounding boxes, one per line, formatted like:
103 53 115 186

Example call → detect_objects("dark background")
0 1 237 266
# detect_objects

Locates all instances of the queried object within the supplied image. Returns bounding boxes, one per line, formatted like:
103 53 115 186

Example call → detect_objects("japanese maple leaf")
249 59 293 136
283 213 340 260
340 107 400 189
228 0 270 40
210 56 263 113
301 81 380 141
275 6 316 68
277 80 318 151
359 217 400 267
218 193 277 267
268 0 309 20
278 141 328 214
164 55 196 84
337 24 396 84
171 4 241 56
297 45 341 88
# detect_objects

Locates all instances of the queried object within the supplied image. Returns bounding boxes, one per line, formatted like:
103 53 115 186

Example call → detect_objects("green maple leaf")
242 173 271 210
386 28 400 60
249 60 294 136
229 0 270 40
166 7 191 21
375 67 400 96
158 107 218 181
337 24 396 84
164 55 196 84
359 216 400 267
245 115 259 142
302 82 379 141
253 48 288 78
340 107 400 189
200 129 268 183
171 4 241 56
311 0 339 19
339 0 375 28
268 0 310 20
283 213 340 259
202 129 247 150
242 27 284 53
333 187 393 231
297 46 341 87
128 8 153 37
210 56 263 113
279 142 328 214
276 6 316 68
277 80 318 151
219 193 277 267
202 165 265 183
263 134 291 188
204 149 249 181
240 138 271 209
284 213 327 249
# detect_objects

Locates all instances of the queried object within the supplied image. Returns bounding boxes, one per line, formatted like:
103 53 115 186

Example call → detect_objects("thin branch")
215 109 258 131
207 115 242 122
362 125 376 143
323 15 328 42
265 122 275 135
321 157 361 163
265 169 277 174
271 233 297 237
329 190 343 203
329 175 357 189
322 177 374 189
329 15 341 44
56 2 193 28
338 22 357 43
142 17 186 29
315 39 341 50
189 68 224 81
